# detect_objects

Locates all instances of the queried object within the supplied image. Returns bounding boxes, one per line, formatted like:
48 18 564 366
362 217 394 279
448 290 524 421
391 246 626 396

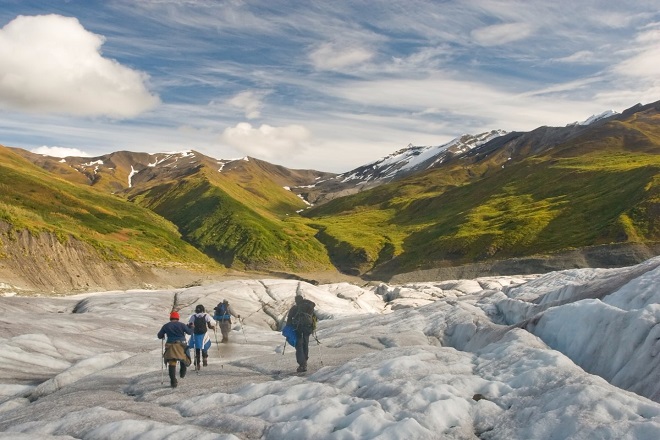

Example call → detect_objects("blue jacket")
157 320 193 343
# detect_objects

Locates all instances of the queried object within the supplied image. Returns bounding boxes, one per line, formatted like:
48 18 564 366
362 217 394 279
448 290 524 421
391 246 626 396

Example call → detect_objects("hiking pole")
213 327 224 369
160 339 164 385
239 318 248 343
314 332 324 367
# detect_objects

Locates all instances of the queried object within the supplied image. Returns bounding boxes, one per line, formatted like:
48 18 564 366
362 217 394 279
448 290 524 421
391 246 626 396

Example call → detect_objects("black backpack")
292 300 316 332
193 315 208 334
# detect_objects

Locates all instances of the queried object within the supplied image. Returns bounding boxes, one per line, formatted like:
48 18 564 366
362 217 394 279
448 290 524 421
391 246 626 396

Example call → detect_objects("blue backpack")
214 303 231 321
282 324 297 347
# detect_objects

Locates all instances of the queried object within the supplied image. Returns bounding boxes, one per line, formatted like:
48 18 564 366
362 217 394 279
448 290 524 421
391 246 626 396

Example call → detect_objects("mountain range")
1 100 659 293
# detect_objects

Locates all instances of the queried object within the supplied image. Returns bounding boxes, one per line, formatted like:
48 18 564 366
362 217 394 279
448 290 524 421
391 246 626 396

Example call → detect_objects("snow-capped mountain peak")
567 110 619 127
338 129 507 184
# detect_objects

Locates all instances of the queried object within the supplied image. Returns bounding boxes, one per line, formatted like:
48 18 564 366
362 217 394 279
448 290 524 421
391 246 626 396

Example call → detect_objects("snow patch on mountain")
128 165 137 188
568 110 619 127
338 129 507 184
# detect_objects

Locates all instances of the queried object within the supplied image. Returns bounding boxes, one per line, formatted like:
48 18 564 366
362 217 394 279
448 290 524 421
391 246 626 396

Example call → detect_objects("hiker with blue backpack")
187 305 215 369
286 294 317 373
213 299 240 343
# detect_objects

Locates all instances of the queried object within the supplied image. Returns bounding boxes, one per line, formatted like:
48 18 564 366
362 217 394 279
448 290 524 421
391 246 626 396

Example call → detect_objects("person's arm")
183 322 194 335
206 314 216 329
229 305 240 318
286 306 295 325
157 324 166 339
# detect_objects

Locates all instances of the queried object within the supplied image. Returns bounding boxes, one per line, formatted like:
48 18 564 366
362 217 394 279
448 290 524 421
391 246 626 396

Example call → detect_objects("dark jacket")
286 298 316 334
157 321 193 343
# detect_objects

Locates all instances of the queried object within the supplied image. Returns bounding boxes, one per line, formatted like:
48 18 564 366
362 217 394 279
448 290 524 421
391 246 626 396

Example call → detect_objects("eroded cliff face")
0 223 208 295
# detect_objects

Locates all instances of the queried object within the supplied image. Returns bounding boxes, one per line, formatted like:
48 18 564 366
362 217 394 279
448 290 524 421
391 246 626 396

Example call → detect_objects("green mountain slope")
304 104 660 276
4 102 659 282
0 145 218 269
127 159 334 272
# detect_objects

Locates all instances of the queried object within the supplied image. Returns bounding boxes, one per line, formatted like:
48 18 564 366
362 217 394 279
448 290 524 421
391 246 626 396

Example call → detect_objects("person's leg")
302 332 311 362
192 334 203 369
295 332 307 372
220 322 230 342
180 359 187 378
168 360 177 387
202 349 208 366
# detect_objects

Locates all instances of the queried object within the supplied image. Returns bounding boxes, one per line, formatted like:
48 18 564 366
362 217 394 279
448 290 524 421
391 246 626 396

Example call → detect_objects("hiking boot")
296 365 307 373
203 358 208 367
221 337 228 343
180 363 187 378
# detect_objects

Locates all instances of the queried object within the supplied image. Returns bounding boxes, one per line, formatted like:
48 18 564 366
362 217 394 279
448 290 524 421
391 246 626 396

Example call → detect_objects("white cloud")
220 122 311 160
471 22 534 46
0 14 159 117
31 146 92 157
309 42 374 71
555 50 596 64
226 90 270 119
613 28 660 78
326 72 612 133
593 11 639 28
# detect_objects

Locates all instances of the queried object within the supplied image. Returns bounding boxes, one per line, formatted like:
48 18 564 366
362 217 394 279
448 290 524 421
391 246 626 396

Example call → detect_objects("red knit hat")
170 311 180 320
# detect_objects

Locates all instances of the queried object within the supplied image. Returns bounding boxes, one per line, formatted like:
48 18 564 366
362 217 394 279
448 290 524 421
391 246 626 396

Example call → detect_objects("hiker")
187 305 215 369
286 294 316 372
213 299 240 343
157 311 193 388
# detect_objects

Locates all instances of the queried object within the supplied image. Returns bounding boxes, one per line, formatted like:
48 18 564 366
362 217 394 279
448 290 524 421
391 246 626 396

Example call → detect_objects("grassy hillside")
304 110 660 276
128 163 334 271
4 104 659 280
0 145 218 268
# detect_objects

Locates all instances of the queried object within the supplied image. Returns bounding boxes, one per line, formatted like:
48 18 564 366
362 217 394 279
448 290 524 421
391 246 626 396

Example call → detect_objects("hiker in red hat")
157 310 194 388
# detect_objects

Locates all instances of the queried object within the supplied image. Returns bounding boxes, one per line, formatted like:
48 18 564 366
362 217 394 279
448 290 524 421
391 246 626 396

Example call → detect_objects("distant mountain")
0 145 222 293
291 130 507 205
304 101 660 277
570 109 619 126
2 100 659 291
8 148 338 277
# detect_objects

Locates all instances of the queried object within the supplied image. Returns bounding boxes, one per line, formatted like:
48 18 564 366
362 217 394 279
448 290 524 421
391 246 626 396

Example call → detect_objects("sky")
0 1 660 173
1 257 659 439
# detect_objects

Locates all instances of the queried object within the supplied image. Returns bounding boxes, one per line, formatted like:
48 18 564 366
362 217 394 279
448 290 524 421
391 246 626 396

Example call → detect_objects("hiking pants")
219 320 231 341
295 331 311 368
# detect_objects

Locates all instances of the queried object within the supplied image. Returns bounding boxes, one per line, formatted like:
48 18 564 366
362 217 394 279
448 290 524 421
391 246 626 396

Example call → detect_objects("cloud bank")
31 146 91 157
0 14 159 118
0 2 659 172
221 122 312 160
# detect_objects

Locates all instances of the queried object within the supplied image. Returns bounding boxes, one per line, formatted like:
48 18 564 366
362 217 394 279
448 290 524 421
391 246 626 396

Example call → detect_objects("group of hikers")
157 294 317 387
157 299 240 388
